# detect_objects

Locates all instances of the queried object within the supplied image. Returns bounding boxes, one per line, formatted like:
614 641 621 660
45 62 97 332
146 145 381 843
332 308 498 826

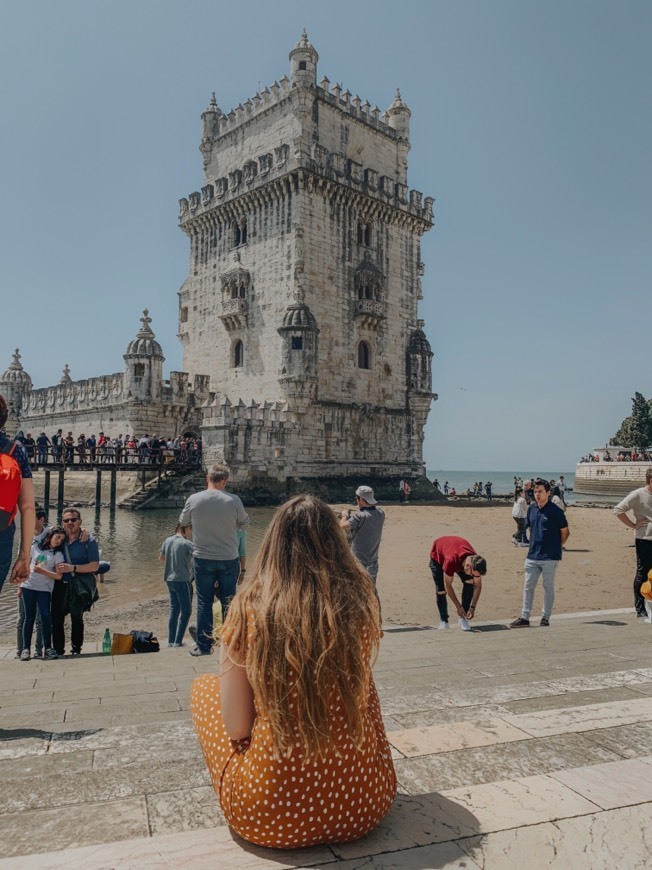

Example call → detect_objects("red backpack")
0 441 22 532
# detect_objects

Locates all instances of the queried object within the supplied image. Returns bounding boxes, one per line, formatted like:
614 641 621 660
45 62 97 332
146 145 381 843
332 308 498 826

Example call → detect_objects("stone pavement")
2 609 652 868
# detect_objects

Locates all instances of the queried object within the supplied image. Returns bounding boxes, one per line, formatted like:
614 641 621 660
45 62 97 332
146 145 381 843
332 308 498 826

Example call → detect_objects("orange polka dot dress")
190 627 396 849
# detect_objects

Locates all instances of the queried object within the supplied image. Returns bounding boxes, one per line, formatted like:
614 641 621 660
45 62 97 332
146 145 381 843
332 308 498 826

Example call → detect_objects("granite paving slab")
499 685 645 714
551 756 652 809
393 732 622 792
146 785 227 835
0 756 210 814
457 803 652 869
440 773 600 831
0 796 149 859
579 721 652 759
501 696 652 737
387 718 532 757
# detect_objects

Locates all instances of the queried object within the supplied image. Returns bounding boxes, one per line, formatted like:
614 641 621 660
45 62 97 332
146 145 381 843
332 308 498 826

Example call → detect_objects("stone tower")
0 350 32 432
123 310 165 402
178 33 436 495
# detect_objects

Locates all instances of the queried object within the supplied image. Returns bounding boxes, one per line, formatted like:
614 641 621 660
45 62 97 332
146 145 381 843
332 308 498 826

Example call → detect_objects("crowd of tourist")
13 430 202 467
580 449 652 463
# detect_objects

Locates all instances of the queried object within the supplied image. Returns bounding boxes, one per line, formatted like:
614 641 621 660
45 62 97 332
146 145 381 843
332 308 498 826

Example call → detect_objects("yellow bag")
110 633 134 655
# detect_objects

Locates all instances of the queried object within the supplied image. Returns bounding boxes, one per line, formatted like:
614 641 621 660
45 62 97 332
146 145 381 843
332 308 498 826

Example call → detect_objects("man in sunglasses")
52 509 99 656
429 536 487 631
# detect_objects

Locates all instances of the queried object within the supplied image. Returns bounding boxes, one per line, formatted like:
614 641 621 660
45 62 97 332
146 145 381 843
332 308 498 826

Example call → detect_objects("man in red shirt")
429 536 487 631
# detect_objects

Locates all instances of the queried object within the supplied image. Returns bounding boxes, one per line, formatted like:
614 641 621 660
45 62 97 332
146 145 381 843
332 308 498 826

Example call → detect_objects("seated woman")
191 494 396 849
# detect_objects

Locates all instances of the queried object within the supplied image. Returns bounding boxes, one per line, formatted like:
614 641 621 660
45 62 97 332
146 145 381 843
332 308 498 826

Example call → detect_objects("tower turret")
289 29 318 87
123 310 165 402
407 322 433 395
278 296 319 402
387 89 411 185
0 349 32 430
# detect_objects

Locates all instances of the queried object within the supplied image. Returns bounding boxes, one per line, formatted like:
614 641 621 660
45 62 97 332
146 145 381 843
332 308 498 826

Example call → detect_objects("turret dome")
408 328 432 355
124 310 164 359
280 302 318 330
0 349 32 389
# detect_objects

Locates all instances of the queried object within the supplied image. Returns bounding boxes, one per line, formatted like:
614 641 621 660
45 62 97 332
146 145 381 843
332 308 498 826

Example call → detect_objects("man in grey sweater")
613 467 652 618
179 464 249 656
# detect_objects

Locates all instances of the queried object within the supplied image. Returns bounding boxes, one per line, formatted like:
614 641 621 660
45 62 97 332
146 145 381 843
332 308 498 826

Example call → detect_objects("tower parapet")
123 310 165 402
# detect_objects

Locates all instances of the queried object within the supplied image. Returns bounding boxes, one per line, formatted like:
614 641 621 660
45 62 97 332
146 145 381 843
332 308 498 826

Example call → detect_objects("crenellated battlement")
207 74 397 142
203 396 297 428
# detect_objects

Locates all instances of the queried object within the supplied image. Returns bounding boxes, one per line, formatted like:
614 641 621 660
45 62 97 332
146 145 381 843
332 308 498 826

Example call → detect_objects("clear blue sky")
1 1 650 471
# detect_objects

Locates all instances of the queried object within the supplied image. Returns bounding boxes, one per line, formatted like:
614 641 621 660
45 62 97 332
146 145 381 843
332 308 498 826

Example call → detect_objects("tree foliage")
610 392 652 449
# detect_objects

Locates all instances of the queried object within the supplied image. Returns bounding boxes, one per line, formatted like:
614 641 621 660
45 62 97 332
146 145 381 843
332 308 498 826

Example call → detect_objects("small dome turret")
124 310 164 360
289 29 318 86
280 301 318 331
201 92 221 141
59 364 72 384
1 349 32 389
407 328 432 355
386 88 411 140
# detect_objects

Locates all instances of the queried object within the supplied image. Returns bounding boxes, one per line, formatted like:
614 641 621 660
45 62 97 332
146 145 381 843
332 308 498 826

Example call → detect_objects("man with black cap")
339 485 385 584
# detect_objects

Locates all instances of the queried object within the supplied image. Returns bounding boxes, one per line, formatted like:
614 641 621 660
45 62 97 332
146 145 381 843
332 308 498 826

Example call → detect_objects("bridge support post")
56 469 65 520
110 469 117 511
43 469 51 515
95 469 102 507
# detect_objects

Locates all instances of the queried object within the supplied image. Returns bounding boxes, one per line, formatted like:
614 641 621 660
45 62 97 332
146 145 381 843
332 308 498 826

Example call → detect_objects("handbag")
130 630 160 653
63 542 99 614
110 633 134 655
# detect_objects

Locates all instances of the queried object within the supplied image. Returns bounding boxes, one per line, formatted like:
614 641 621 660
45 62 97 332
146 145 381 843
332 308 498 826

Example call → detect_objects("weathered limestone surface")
2 608 652 867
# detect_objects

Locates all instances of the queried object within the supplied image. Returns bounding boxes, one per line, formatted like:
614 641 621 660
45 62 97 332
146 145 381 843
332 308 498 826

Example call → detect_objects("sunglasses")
62 518 80 523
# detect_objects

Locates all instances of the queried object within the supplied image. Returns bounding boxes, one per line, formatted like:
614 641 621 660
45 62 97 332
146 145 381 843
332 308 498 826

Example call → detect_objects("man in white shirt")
613 468 652 617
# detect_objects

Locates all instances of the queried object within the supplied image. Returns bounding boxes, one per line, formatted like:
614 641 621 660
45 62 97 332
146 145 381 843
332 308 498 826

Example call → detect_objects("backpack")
0 441 22 533
130 630 160 653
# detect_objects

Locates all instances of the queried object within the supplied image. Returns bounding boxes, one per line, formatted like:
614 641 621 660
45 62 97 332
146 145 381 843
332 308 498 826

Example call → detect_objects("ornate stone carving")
274 144 289 169
201 184 214 205
258 152 273 175
243 161 257 185
229 170 242 192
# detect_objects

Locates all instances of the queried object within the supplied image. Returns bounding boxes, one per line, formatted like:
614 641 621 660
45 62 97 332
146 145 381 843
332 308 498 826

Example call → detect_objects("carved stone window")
233 340 244 368
220 255 251 332
357 221 372 247
233 219 248 248
180 306 188 323
133 363 145 377
354 253 386 329
357 341 371 370
291 336 303 350
299 61 307 70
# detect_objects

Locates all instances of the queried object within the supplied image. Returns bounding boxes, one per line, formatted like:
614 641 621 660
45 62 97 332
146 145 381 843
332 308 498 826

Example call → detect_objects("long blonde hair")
222 494 381 761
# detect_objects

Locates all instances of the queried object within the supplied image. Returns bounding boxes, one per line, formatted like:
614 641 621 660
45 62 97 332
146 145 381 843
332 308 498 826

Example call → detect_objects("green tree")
610 393 652 449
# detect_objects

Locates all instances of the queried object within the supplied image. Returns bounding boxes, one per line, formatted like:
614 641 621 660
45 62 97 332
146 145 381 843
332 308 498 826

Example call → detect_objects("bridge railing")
24 444 202 471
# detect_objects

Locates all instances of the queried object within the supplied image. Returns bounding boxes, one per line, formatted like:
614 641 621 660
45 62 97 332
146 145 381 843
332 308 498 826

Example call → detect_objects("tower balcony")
354 298 386 329
219 298 249 331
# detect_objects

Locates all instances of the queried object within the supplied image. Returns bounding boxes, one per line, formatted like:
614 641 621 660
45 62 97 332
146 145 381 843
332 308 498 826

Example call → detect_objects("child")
17 526 66 660
159 523 194 647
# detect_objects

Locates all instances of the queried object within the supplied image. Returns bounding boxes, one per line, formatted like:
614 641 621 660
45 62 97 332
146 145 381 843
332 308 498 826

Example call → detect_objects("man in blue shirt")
510 478 569 627
53 508 100 655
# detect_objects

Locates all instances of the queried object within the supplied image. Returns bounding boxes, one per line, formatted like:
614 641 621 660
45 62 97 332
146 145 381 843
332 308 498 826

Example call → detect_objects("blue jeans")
193 557 240 652
522 559 559 620
167 581 192 645
21 587 52 651
0 524 16 596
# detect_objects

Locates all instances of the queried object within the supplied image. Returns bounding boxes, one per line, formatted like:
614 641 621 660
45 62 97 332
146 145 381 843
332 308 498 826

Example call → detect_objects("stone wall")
574 462 650 497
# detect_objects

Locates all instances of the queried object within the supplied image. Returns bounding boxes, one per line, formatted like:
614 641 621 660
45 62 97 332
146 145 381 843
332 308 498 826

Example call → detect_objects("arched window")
233 340 244 368
233 219 248 248
358 282 372 300
357 221 372 247
357 341 371 370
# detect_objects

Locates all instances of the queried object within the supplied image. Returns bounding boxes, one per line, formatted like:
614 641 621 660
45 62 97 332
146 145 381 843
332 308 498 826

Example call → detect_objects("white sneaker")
436 621 450 630
458 618 472 631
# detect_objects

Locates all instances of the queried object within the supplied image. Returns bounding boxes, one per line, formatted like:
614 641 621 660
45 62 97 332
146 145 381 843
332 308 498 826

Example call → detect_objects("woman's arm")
33 565 61 581
219 642 256 740
10 478 36 584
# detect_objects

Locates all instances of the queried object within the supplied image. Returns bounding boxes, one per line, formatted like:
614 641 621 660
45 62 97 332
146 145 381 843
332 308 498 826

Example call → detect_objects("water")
427 469 576 497
0 506 276 633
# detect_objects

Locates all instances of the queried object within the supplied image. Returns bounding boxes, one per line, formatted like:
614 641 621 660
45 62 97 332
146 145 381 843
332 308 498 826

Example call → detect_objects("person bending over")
190 495 396 849
429 535 487 631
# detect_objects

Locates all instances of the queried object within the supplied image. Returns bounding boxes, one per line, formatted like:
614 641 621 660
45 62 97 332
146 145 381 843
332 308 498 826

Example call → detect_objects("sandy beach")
2 501 636 649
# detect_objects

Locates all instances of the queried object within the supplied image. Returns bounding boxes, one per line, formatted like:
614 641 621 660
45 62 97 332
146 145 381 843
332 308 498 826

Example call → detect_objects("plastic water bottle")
103 628 111 655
